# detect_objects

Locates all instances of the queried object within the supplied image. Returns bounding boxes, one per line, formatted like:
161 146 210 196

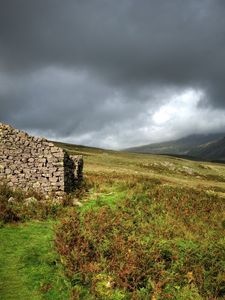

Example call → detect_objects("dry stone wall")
0 123 83 194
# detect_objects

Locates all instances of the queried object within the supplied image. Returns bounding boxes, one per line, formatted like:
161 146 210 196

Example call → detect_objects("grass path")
0 225 40 300
0 221 69 300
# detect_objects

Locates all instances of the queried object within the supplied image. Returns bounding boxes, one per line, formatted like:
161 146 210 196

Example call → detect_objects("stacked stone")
63 154 84 193
71 155 83 183
0 123 83 194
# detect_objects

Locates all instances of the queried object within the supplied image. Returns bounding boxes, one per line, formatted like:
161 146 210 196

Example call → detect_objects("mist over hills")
125 133 225 161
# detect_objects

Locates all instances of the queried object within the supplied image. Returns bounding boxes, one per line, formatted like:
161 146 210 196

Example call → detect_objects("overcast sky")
0 0 225 149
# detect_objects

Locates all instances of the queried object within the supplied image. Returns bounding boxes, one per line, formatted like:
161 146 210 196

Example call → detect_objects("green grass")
56 141 225 193
54 143 225 299
0 221 70 300
56 180 225 299
1 142 225 299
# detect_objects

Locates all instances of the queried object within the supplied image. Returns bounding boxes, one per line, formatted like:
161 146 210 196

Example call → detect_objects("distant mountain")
125 133 225 161
188 137 225 161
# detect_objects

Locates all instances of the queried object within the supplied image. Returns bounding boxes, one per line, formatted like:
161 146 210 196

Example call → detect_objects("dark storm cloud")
0 68 155 138
0 0 225 147
1 1 225 94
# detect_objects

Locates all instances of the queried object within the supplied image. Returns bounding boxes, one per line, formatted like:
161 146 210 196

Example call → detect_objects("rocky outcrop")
0 123 83 194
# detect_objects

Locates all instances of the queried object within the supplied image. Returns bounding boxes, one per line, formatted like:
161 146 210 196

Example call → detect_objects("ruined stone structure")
0 123 83 194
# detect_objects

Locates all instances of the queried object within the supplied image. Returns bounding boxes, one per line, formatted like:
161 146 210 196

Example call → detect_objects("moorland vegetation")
0 143 225 299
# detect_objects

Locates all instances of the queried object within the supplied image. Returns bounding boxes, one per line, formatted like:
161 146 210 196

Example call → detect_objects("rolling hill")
189 136 225 161
1 140 225 299
125 133 225 161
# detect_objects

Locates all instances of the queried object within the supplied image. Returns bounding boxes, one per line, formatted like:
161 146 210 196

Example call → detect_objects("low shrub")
55 184 225 299
0 182 64 222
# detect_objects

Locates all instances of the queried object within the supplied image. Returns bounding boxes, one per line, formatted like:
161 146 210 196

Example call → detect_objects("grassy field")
1 143 225 299
0 221 70 300
56 141 225 194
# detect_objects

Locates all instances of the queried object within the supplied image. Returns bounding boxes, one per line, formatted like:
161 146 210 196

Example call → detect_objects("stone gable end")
0 123 83 194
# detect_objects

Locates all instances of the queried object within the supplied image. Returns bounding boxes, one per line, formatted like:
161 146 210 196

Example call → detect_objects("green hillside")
1 143 225 299
125 133 225 160
189 137 225 161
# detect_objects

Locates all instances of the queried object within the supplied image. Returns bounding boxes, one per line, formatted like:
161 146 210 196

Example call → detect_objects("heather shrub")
55 184 225 299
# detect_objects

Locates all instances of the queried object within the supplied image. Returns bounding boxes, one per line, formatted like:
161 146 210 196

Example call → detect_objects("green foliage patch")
0 182 61 223
0 221 70 300
55 180 225 299
1 142 225 299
